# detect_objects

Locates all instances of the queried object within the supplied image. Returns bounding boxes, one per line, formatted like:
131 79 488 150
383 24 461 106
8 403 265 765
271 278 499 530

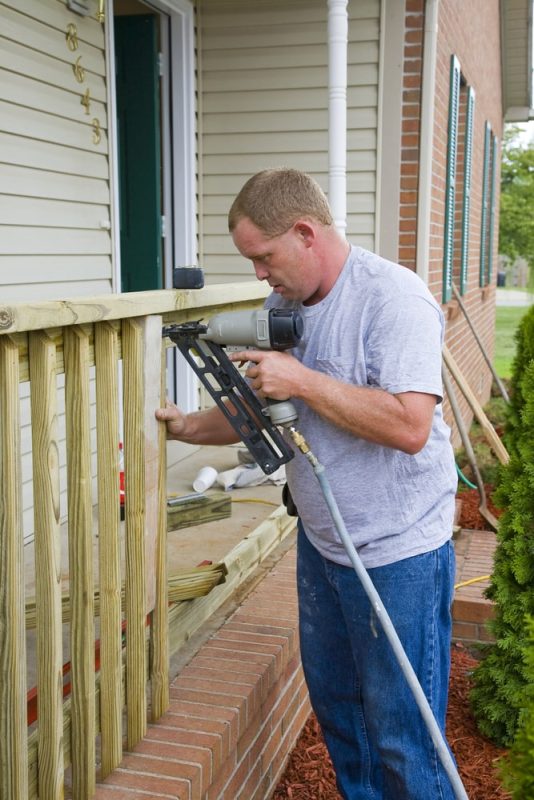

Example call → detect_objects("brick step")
453 528 497 644
95 547 310 800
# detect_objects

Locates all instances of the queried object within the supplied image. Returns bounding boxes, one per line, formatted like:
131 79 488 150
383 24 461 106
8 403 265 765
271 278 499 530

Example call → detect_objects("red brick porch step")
95 546 310 800
453 528 497 644
94 530 498 798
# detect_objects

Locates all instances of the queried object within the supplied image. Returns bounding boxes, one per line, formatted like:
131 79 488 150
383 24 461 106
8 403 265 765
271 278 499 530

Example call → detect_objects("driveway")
496 288 534 307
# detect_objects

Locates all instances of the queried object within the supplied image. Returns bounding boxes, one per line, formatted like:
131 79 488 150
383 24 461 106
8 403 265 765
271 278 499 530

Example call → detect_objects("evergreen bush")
470 306 534 745
499 615 534 798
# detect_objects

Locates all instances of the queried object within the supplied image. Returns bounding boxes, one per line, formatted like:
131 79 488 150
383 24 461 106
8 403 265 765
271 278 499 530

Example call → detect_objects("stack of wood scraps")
25 561 228 629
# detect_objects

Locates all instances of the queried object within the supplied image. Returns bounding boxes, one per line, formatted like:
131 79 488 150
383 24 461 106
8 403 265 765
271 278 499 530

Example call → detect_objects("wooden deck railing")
0 283 268 800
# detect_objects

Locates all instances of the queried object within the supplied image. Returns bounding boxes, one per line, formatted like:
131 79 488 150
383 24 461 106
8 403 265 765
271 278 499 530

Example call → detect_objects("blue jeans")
296 523 456 800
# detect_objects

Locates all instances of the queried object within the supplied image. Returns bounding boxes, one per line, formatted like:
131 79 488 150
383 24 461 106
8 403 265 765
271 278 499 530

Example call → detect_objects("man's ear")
293 220 316 247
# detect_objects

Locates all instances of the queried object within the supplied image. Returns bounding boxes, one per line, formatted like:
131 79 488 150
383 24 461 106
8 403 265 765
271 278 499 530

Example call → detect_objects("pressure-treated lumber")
167 491 232 531
0 282 269 334
442 367 499 531
122 317 148 749
122 315 163 749
168 507 297 656
94 321 123 778
25 507 294 800
0 335 28 800
151 342 170 721
28 330 64 799
64 325 96 799
442 344 510 466
24 564 228 630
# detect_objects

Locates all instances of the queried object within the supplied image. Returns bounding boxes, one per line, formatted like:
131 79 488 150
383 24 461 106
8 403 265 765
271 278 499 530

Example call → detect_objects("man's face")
231 217 321 304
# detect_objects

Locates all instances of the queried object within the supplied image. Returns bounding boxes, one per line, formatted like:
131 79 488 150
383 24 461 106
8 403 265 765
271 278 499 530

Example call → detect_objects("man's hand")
155 400 241 446
229 349 302 400
155 401 187 440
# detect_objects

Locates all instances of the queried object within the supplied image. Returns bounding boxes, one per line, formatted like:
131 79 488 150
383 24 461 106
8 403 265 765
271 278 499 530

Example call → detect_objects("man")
156 168 458 799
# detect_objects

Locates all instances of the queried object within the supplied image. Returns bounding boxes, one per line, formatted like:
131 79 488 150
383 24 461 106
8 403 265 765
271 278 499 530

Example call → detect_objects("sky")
510 120 534 146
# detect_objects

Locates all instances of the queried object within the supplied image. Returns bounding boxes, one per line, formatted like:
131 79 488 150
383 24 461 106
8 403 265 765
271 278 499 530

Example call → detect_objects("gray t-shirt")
267 245 458 568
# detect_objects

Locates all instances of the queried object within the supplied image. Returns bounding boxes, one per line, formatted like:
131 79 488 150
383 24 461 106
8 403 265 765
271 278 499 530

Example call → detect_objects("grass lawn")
494 306 531 379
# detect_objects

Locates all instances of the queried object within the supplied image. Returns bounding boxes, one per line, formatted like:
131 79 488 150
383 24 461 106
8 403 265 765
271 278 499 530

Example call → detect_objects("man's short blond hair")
228 168 333 238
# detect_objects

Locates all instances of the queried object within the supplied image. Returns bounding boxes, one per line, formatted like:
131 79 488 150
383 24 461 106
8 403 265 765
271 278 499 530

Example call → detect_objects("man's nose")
253 262 269 280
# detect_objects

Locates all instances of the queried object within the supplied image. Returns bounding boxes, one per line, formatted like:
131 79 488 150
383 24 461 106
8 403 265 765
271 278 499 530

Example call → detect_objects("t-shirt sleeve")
365 293 445 400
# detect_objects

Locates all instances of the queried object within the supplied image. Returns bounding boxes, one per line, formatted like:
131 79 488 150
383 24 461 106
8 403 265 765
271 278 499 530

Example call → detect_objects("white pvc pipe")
328 0 348 234
416 0 440 284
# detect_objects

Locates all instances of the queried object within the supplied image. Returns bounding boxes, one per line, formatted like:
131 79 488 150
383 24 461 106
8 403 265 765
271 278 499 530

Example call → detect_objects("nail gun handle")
165 326 295 474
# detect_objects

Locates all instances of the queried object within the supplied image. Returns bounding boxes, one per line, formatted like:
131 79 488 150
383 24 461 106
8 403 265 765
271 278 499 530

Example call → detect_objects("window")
479 122 499 287
458 86 475 294
442 55 459 302
443 55 476 302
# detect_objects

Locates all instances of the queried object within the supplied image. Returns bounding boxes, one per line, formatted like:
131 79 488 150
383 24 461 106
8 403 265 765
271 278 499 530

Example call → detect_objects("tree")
499 127 534 287
499 615 534 798
470 306 534 745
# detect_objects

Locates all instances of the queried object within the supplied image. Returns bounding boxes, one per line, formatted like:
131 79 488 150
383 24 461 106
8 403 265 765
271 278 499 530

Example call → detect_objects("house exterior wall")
196 0 381 281
436 0 503 424
0 1 113 302
0 1 113 543
397 0 504 439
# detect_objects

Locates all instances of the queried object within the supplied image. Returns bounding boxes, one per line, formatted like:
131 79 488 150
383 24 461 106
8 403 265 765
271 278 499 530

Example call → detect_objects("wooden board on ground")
167 491 232 531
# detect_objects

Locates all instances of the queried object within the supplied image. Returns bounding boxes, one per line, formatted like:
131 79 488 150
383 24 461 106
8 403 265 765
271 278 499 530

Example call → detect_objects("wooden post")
0 336 28 800
94 322 123 777
29 331 64 800
122 315 162 748
150 340 169 720
64 326 96 798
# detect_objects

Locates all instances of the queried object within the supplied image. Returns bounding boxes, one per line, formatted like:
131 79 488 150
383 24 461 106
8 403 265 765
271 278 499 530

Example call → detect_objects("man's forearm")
295 368 436 455
170 405 241 446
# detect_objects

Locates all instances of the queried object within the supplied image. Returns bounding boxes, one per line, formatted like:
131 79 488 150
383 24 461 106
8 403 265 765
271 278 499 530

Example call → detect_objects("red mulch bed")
273 489 510 800
456 485 502 531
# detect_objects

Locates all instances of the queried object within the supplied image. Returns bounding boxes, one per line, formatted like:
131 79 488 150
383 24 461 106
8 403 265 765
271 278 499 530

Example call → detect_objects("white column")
328 0 348 234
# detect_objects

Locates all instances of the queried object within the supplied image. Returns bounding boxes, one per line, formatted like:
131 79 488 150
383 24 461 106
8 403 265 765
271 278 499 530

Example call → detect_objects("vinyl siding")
0 1 111 543
197 0 380 281
0 0 112 302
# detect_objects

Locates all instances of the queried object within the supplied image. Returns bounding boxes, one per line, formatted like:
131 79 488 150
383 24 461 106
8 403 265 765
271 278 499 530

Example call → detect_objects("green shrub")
499 616 534 797
471 306 534 745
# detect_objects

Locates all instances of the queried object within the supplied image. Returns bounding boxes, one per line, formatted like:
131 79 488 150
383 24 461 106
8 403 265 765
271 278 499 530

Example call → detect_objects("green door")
115 14 162 292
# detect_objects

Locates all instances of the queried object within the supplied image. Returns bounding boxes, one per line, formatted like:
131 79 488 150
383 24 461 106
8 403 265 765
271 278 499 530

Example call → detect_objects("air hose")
456 462 477 490
288 425 470 800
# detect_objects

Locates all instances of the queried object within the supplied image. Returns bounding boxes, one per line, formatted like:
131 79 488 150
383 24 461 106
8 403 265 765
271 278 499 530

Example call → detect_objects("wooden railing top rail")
0 282 269 335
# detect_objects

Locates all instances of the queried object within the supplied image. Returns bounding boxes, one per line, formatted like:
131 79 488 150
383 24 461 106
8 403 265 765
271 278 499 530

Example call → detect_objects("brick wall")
95 547 311 800
400 0 504 444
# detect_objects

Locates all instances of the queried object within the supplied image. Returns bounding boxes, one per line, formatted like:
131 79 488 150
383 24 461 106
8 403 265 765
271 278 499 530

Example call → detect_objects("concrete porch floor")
164 443 286 573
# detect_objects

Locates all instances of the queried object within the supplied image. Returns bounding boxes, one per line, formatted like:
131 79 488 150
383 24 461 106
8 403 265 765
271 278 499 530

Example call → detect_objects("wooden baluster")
0 335 29 799
29 330 64 799
64 326 95 799
122 316 162 748
150 338 169 721
95 322 123 777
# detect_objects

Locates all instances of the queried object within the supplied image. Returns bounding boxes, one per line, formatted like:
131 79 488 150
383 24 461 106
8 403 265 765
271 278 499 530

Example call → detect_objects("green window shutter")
479 121 491 287
487 134 499 285
442 55 461 303
460 86 475 295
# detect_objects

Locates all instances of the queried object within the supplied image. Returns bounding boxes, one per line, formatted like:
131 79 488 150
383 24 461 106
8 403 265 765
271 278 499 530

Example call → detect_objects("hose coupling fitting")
289 427 310 454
